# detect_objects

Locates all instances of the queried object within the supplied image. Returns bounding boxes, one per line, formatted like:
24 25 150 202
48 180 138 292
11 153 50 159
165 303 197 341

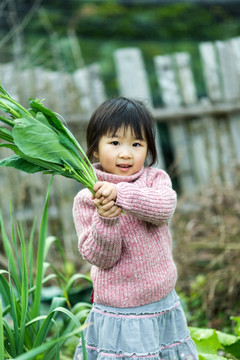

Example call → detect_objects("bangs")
104 101 146 140
107 116 145 141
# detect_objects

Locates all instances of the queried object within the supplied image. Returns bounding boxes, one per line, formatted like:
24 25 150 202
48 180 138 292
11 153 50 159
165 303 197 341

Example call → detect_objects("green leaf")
198 354 228 360
30 99 97 182
0 300 4 360
190 326 240 358
0 211 21 296
35 111 56 130
12 115 82 168
31 177 53 320
189 327 222 355
224 339 240 358
3 318 17 358
13 326 84 360
0 114 15 127
65 273 92 294
0 155 46 173
18 228 29 354
29 99 67 134
0 126 13 142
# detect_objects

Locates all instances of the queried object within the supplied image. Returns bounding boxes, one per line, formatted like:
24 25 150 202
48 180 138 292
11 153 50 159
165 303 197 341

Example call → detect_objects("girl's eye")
111 141 120 146
132 142 141 147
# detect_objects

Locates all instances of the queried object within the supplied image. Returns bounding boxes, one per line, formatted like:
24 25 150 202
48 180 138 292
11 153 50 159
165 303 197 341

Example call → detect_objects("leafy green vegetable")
190 326 240 360
0 83 97 193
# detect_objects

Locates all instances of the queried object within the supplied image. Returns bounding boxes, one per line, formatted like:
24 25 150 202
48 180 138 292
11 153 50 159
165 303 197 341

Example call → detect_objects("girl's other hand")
93 198 122 218
93 181 117 204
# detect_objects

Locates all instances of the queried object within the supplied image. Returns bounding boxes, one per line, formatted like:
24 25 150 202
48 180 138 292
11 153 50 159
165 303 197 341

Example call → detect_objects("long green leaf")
0 114 15 127
0 143 73 177
31 176 53 320
18 225 29 354
0 300 4 360
3 318 17 358
0 212 21 296
13 326 84 360
0 271 11 312
33 304 75 348
29 99 68 134
10 206 22 283
65 273 92 294
8 267 20 353
0 126 13 142
12 115 82 168
28 218 37 301
0 90 33 118
0 155 46 173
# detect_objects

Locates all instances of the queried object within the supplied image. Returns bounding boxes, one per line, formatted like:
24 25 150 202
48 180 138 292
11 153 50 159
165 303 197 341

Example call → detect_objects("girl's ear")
93 150 99 159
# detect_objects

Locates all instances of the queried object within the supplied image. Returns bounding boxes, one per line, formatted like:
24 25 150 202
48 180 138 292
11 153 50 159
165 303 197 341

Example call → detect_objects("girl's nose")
119 148 132 159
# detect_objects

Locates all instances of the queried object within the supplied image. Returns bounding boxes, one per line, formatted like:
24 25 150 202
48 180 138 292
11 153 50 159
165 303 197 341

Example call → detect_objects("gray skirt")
73 290 198 360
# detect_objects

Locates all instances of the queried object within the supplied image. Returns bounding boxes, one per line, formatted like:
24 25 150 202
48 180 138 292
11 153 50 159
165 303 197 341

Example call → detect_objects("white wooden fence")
1 36 240 260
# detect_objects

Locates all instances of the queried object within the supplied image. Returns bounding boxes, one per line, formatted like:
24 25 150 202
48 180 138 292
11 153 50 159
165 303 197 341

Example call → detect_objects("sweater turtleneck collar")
93 163 144 184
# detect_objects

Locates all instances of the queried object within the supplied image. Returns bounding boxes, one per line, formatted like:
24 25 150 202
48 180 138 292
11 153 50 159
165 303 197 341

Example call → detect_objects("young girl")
73 97 198 360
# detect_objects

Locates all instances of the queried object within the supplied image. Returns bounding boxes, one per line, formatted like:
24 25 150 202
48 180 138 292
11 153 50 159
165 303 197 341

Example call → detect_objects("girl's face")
93 126 148 176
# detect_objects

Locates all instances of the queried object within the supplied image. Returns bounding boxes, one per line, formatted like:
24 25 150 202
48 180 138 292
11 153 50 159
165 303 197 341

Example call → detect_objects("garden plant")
0 178 91 360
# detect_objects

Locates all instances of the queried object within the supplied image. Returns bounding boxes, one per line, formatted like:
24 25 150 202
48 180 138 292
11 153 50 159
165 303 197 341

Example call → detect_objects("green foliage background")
1 1 240 103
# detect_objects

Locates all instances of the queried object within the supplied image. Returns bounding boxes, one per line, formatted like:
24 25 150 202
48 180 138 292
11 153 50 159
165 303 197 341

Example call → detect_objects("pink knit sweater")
73 164 177 308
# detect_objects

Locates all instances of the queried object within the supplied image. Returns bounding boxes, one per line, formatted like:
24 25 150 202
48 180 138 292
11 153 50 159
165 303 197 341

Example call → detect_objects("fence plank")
154 55 181 107
217 118 235 185
216 40 240 101
230 37 240 83
202 116 221 185
114 48 152 105
73 67 94 116
216 40 240 182
199 40 239 186
114 47 165 169
189 119 210 186
87 63 106 108
174 52 197 105
228 113 240 163
199 42 222 102
154 53 195 192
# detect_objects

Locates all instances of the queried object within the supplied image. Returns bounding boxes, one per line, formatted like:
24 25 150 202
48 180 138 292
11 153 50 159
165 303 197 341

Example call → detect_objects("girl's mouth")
117 164 132 171
117 164 131 168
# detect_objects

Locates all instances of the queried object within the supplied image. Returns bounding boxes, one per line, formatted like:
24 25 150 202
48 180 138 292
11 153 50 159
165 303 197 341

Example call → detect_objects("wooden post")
175 52 211 189
216 40 240 181
114 47 165 169
87 63 106 108
217 118 235 185
199 41 236 185
229 37 240 164
73 67 93 116
174 52 197 106
154 53 195 193
154 55 181 107
216 40 240 101
199 42 223 102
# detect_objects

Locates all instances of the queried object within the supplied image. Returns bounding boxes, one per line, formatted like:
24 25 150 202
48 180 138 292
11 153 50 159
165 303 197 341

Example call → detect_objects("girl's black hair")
86 97 157 166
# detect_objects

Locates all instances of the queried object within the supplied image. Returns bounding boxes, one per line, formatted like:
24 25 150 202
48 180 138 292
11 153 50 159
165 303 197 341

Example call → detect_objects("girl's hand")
93 181 117 204
92 181 122 218
93 198 122 218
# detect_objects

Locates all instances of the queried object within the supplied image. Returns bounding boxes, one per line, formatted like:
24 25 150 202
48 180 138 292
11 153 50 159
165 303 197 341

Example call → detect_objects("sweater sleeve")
115 168 177 226
73 190 122 269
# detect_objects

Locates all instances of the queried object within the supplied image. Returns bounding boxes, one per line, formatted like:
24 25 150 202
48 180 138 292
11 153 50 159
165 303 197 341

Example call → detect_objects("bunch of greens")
0 83 97 193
